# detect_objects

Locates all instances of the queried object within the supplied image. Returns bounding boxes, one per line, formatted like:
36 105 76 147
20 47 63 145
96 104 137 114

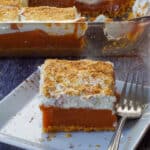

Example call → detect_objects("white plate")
0 71 150 150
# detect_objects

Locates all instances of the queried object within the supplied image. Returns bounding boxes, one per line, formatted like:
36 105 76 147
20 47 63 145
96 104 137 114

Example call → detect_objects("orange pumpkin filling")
0 29 85 57
0 30 85 48
40 106 117 132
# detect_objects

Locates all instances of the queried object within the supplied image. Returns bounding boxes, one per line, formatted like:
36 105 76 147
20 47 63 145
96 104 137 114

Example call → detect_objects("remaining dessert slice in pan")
75 0 135 17
0 7 19 22
39 59 117 132
20 6 78 21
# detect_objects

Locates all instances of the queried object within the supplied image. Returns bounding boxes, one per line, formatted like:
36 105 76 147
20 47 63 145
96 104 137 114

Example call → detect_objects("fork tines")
119 72 145 110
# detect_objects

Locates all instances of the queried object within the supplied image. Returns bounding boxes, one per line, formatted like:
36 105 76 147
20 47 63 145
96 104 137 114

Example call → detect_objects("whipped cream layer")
0 21 87 38
76 0 104 5
39 94 116 110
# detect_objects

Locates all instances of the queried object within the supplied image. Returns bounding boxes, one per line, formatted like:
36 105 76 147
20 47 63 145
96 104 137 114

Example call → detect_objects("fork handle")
108 117 127 150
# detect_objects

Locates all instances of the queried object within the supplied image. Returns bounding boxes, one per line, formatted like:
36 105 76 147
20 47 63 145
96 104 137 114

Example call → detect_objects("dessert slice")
0 7 19 22
39 59 117 132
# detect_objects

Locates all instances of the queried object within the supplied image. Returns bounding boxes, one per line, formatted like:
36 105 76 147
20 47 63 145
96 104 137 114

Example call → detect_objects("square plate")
0 71 150 150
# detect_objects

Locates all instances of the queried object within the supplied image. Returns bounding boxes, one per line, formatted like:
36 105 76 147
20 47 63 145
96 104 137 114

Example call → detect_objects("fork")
108 72 145 150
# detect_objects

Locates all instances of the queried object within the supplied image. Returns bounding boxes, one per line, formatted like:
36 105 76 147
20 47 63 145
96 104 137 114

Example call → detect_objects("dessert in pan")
39 59 117 132
0 6 87 56
0 0 148 56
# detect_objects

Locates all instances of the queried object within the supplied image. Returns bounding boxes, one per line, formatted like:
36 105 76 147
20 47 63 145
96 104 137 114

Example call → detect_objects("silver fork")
108 72 145 150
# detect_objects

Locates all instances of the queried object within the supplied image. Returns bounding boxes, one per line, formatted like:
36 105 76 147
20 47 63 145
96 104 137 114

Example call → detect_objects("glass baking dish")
0 0 149 57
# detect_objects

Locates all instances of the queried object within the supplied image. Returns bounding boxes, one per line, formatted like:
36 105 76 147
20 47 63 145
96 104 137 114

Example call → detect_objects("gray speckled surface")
0 57 149 150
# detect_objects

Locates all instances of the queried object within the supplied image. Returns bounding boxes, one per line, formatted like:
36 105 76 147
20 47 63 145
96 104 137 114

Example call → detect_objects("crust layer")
0 7 19 21
21 6 77 21
44 126 115 132
41 59 115 98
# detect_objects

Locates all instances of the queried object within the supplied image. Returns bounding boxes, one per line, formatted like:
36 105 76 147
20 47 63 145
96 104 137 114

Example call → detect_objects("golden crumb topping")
40 59 115 98
0 0 21 7
0 7 19 21
21 6 77 21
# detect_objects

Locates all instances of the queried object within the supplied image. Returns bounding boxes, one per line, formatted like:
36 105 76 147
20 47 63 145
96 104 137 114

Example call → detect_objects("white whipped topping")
0 21 87 37
39 94 116 110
